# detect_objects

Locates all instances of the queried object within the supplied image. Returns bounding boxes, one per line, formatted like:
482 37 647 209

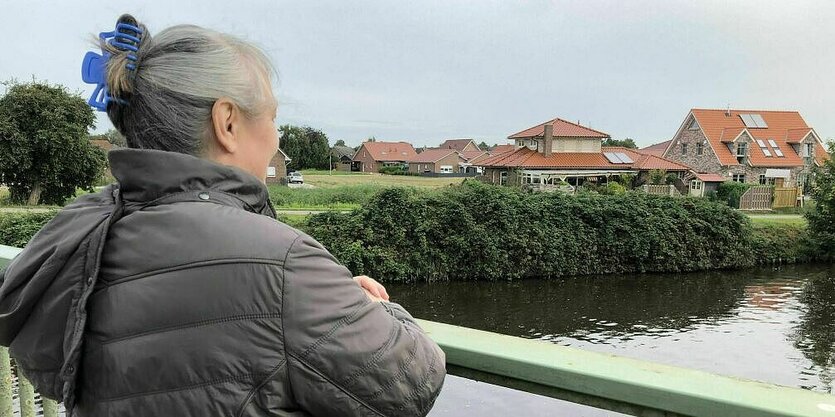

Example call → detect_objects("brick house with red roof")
407 149 466 174
353 141 418 173
662 109 829 188
439 138 481 153
479 117 691 190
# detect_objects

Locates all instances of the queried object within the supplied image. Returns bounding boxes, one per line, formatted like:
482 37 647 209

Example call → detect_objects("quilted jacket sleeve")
282 233 446 417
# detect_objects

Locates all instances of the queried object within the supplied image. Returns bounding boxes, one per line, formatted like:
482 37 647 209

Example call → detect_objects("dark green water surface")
391 263 835 393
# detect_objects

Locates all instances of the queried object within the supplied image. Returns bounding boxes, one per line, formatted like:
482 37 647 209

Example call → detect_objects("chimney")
543 124 554 157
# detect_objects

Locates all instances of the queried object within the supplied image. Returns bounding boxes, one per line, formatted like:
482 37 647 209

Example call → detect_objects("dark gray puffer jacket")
0 148 445 416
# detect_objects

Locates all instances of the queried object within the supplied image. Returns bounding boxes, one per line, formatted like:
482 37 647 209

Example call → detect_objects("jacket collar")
109 148 275 218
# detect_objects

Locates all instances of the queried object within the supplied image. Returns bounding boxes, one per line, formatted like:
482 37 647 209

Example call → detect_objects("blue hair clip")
81 21 143 111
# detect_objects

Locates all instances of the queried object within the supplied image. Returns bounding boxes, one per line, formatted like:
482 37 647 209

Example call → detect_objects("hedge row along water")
304 181 813 282
2 182 818 281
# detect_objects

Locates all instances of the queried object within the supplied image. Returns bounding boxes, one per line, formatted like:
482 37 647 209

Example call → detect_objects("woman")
0 14 445 416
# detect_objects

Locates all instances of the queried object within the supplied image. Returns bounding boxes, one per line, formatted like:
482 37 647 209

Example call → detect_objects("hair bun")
104 14 149 100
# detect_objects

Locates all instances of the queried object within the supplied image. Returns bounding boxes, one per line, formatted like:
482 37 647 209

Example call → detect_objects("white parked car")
287 171 304 184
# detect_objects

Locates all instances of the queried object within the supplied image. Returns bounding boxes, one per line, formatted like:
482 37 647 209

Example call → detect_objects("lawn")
268 173 467 209
746 214 807 227
302 173 465 189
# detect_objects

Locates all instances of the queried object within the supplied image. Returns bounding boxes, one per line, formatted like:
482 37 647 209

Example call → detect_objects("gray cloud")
1 0 832 148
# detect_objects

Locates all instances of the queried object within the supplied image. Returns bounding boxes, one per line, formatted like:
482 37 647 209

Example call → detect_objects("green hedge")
3 183 821 281
715 182 754 208
0 211 58 247
305 181 762 282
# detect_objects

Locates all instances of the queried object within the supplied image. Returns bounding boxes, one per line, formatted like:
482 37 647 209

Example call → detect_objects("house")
352 141 418 173
439 138 482 152
489 144 516 155
459 150 491 174
266 148 291 184
640 140 672 157
407 149 465 174
478 117 691 190
662 109 829 188
331 145 356 172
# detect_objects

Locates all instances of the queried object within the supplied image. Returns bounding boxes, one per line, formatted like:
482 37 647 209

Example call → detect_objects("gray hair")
103 14 275 155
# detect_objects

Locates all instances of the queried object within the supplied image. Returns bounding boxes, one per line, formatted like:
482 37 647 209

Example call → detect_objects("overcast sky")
1 0 833 148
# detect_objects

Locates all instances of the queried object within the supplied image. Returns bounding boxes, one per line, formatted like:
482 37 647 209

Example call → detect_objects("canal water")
391 263 835 398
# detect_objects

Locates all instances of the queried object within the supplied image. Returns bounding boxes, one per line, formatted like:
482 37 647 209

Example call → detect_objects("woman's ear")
210 98 238 154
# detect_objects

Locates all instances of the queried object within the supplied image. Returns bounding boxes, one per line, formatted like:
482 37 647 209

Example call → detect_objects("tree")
334 139 346 147
602 138 638 149
806 141 835 259
478 141 489 151
278 124 331 170
104 128 127 147
0 81 106 205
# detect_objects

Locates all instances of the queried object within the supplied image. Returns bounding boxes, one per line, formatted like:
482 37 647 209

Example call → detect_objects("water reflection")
791 268 835 393
389 264 835 393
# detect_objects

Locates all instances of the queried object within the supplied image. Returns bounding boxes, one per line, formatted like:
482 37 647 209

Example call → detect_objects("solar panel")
751 114 768 128
756 139 766 147
774 148 784 157
604 152 623 164
615 152 634 163
768 139 778 148
740 114 758 128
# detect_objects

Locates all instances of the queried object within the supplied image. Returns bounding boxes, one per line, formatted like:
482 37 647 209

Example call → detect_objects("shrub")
0 210 58 247
716 182 753 208
306 182 756 282
806 141 835 260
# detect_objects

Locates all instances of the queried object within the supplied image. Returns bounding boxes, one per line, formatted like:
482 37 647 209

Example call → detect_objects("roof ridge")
552 117 610 137
692 108 801 114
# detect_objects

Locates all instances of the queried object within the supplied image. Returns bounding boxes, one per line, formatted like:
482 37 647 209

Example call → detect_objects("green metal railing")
2 244 835 416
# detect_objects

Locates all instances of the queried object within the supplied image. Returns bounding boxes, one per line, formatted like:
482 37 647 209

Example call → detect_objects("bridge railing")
2 244 835 417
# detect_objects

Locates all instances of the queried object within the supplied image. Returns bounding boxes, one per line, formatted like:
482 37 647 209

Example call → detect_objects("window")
687 118 700 130
732 174 746 183
440 165 453 174
521 172 541 185
681 143 688 155
267 166 276 178
758 175 775 185
736 142 747 164
804 143 814 158
690 180 702 191
696 143 703 155
500 171 508 185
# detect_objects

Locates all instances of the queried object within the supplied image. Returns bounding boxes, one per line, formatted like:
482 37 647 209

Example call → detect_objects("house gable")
663 111 724 174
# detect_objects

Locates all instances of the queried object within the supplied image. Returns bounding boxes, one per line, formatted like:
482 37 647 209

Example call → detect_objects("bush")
378 165 415 176
0 211 58 247
749 223 814 264
306 182 757 282
806 141 835 260
716 182 753 208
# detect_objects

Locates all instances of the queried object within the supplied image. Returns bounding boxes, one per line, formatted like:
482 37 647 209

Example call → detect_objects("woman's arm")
281 233 445 417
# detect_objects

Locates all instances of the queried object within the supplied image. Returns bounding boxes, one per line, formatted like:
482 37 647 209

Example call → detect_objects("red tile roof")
603 147 691 171
408 149 459 163
490 144 516 154
460 150 489 162
640 140 671 157
690 109 829 167
508 117 610 139
693 173 727 182
479 147 630 170
356 141 417 162
479 145 692 172
439 139 479 152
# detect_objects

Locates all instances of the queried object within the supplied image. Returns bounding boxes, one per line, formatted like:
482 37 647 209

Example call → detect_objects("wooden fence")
641 184 679 196
773 187 800 209
739 186 773 210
